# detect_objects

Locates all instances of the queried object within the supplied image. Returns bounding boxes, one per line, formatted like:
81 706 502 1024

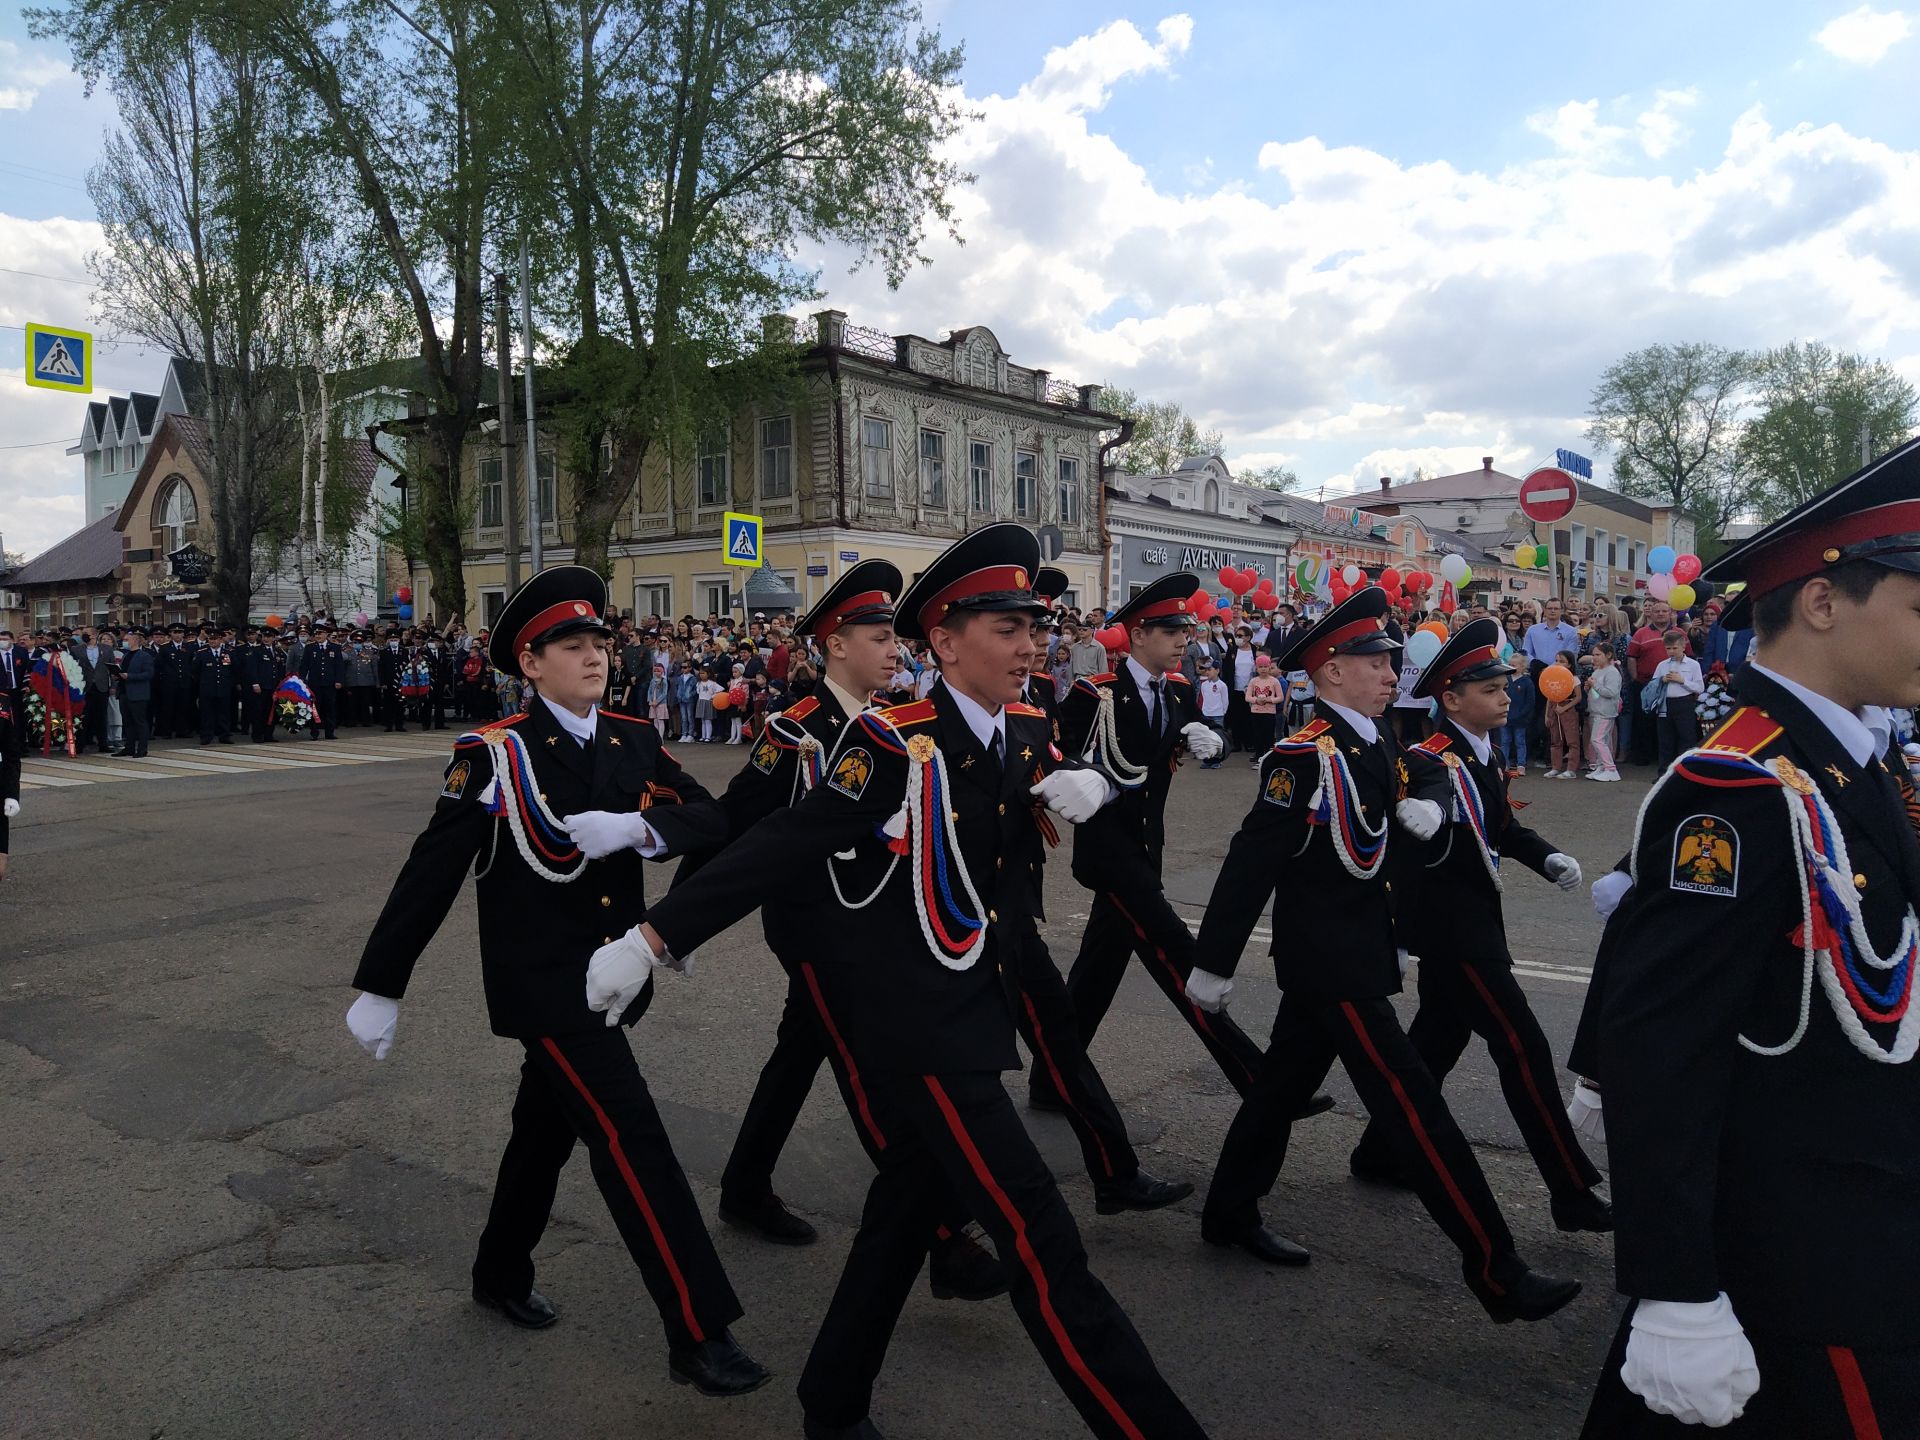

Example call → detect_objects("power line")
0 265 95 286
0 435 78 450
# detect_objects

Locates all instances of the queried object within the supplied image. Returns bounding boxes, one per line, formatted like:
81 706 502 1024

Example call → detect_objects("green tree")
1096 387 1225 475
1586 342 1751 539
1738 340 1919 520
1238 463 1301 492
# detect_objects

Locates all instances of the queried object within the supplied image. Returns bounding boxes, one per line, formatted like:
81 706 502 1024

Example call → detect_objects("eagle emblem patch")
1672 814 1738 897
440 759 471 800
1264 766 1295 808
751 735 780 773
828 747 873 800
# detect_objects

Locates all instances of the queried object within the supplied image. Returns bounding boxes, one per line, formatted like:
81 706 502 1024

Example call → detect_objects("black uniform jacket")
191 645 234 699
1196 701 1408 1000
1591 667 1920 1345
1400 717 1558 965
302 640 347 690
1057 662 1199 885
643 680 1071 1074
353 703 726 1039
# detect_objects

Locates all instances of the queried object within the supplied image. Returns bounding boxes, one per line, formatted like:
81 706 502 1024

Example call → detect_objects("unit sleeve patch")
1264 765 1296 808
828 746 874 800
751 733 781 773
440 758 471 800
1672 814 1739 896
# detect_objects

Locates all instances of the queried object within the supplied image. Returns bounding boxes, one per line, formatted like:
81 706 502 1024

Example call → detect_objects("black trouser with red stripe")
472 1030 742 1344
1205 992 1523 1294
1352 954 1602 1200
798 1067 1207 1439
1056 884 1264 1098
1582 1304 1917 1437
1010 931 1138 1184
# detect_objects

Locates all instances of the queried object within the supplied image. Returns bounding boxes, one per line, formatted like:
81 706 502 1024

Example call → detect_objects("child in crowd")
1653 627 1705 770
1244 653 1284 764
1197 660 1229 769
1583 645 1622 782
695 667 720 742
1497 666 1533 777
1544 649 1582 778
727 664 749 744
647 662 670 730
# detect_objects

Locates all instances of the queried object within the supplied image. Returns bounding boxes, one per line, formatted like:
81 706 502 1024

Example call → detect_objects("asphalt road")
0 729 1650 1440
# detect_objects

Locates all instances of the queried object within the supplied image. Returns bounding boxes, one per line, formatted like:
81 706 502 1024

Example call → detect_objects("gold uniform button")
1855 873 1868 890
600 895 612 907
604 936 613 944
988 909 998 923
1385 881 1392 892
997 802 1006 815
996 857 1003 870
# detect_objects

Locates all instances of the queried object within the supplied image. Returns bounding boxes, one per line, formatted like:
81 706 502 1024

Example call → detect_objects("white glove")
1396 797 1443 840
1396 948 1412 977
563 810 659 860
345 992 399 1060
1030 768 1109 825
1568 1079 1605 1143
1622 1294 1760 1427
1593 868 1632 918
585 926 658 1026
1180 722 1223 762
1546 853 1583 891
2 798 17 819
1185 967 1233 1013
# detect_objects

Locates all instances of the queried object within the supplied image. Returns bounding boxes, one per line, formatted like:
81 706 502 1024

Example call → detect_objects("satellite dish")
1037 524 1065 562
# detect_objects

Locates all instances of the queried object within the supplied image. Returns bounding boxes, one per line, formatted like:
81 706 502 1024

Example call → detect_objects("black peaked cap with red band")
794 559 904 639
1273 584 1401 675
1708 435 1920 628
895 522 1048 642
1033 567 1070 605
489 564 614 677
1110 571 1202 631
1412 617 1514 700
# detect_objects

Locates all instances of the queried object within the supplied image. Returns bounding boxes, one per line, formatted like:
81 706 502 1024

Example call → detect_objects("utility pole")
495 271 521 593
521 232 542 574
1860 417 1872 468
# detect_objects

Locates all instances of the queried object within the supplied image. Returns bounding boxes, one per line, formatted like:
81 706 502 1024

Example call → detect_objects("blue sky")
2 2 1917 554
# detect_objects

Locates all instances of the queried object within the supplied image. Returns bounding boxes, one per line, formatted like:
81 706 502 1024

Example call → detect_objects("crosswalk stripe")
20 730 451 790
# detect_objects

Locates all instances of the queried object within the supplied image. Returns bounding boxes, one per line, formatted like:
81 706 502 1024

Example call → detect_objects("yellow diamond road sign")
25 322 92 394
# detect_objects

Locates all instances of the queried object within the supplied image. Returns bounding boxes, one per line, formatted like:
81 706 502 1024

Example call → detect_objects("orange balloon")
1539 663 1576 703
711 692 731 711
1418 621 1449 641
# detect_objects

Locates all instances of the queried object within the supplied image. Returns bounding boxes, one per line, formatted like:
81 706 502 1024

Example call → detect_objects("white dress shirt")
1748 663 1891 767
823 671 872 718
943 682 1007 754
1321 698 1380 745
1127 655 1173 731
1451 724 1494 765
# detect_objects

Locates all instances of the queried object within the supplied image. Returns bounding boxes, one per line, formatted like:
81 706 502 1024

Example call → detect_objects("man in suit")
0 627 26 717
118 627 157 758
346 565 767 1397
593 525 1210 1440
300 620 345 739
1578 440 1920 1434
69 628 114 754
1346 618 1610 1232
1187 584 1581 1322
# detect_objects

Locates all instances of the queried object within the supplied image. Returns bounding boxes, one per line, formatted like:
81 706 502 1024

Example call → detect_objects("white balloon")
1439 553 1469 584
1341 564 1361 586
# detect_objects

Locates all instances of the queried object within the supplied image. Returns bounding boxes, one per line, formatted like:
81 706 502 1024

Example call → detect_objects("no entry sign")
1518 466 1579 524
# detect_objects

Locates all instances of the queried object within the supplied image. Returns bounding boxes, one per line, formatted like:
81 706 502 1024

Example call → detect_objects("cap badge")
1015 569 1027 587
1823 548 1841 563
574 603 590 616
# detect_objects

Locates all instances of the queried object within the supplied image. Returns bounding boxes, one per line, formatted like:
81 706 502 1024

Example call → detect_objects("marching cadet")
191 625 235 745
587 525 1209 1440
1346 617 1611 1232
1042 571 1333 1122
1025 565 1070 732
343 566 770 1398
1187 585 1582 1322
1579 442 1920 1435
672 560 1008 1302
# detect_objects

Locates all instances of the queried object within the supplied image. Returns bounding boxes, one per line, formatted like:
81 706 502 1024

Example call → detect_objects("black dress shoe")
667 1330 772 1397
1347 1146 1415 1190
1293 1092 1336 1121
803 1418 886 1439
471 1281 558 1329
1551 1190 1614 1233
1026 1086 1069 1114
719 1192 818 1246
1468 1264 1582 1324
1202 1222 1311 1267
927 1224 1009 1301
1094 1169 1195 1214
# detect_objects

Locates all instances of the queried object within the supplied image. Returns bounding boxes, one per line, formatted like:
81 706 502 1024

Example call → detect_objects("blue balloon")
1407 630 1443 668
1498 640 1514 661
1648 545 1677 575
397 603 414 620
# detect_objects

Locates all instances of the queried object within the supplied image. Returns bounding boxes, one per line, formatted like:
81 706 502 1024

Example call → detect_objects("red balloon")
1672 553 1702 584
1406 570 1430 593
1378 567 1402 590
396 585 413 604
1215 566 1236 592
1096 624 1129 652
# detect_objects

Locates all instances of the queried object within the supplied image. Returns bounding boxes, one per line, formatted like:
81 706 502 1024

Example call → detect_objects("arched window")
1203 478 1219 513
154 476 198 552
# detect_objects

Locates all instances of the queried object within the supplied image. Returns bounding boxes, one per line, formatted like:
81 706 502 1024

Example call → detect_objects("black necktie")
985 731 1003 786
1153 678 1168 737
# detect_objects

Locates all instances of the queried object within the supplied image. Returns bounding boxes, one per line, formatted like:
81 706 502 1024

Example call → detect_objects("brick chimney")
1482 456 1494 472
1378 475 1391 492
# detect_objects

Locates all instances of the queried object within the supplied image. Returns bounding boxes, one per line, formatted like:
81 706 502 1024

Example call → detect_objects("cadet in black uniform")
1580 442 1920 1435
1189 585 1582 1322
1348 618 1611 1232
345 566 769 1398
1025 565 1070 734
191 627 235 745
591 526 1208 1440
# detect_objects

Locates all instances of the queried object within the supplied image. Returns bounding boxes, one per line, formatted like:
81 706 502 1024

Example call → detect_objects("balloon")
1538 664 1576 703
1232 569 1258 596
1216 566 1237 591
1217 593 1232 612
263 614 283 629
1691 579 1716 602
1096 624 1129 651
1455 563 1473 587
1536 546 1551 569
1498 640 1515 661
1419 621 1450 641
1439 553 1469 585
1378 567 1402 590
1514 544 1536 569
1406 630 1443 667
711 691 730 711
352 611 370 627
1646 573 1673 601
1668 582 1697 611
1647 545 1676 575
1341 564 1362 586
1296 559 1316 588
1406 570 1431 593
397 603 414 620
396 586 413 604
1672 553 1702 584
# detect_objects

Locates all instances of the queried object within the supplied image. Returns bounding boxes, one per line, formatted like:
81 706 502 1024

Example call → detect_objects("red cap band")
1434 644 1501 688
921 564 1032 627
1312 616 1387 664
817 589 895 637
1741 500 1920 600
1132 592 1198 623
515 599 603 658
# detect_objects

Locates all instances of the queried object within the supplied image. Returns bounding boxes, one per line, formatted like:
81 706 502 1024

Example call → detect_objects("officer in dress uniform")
1042 571 1333 1122
300 619 346 739
0 674 21 884
589 525 1210 1440
1346 618 1612 1232
343 565 770 1398
1578 440 1920 1435
1187 584 1582 1322
670 560 1005 1302
377 627 408 731
155 623 192 738
191 627 234 745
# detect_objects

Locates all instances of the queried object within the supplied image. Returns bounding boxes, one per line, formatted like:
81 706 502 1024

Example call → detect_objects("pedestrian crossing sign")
25 322 92 393
723 511 763 568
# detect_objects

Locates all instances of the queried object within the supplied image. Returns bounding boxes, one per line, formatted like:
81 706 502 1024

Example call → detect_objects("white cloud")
1814 6 1913 63
1636 88 1700 159
1526 99 1628 162
1019 14 1192 115
0 41 73 113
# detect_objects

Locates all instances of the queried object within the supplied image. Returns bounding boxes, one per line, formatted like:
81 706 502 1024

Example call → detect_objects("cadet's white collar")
1322 699 1379 745
1748 663 1889 768
539 692 597 745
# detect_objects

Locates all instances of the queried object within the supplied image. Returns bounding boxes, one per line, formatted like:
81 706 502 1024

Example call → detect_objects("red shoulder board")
454 713 527 747
1286 718 1331 743
1164 672 1191 686
1007 702 1046 719
879 697 937 727
1412 732 1453 756
600 708 652 724
784 694 821 721
1699 706 1784 757
1088 671 1116 685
